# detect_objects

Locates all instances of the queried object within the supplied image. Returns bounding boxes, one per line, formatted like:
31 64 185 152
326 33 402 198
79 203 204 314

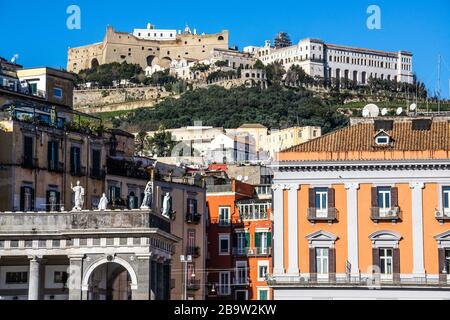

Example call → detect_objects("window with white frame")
315 188 328 216
376 135 390 146
443 187 450 215
235 261 247 285
219 271 230 295
219 207 231 226
315 248 329 274
219 234 230 255
378 187 391 215
258 288 269 300
379 248 393 274
235 232 249 255
257 260 269 281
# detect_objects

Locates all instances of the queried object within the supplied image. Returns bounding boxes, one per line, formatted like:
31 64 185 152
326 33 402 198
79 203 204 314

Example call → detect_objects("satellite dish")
237 175 243 181
381 108 388 116
409 103 417 111
396 107 403 115
362 104 380 118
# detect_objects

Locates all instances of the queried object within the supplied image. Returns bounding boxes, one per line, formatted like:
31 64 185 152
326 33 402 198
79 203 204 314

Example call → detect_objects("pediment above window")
369 230 402 248
306 230 338 248
434 231 450 248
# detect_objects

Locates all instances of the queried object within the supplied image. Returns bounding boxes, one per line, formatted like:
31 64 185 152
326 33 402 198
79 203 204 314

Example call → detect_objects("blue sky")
0 0 449 97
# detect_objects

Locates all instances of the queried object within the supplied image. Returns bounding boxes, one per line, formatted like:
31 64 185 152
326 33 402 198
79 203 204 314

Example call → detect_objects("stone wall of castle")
68 26 229 73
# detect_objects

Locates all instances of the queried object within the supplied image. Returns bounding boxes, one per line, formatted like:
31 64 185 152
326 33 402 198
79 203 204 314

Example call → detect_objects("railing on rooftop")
206 184 233 193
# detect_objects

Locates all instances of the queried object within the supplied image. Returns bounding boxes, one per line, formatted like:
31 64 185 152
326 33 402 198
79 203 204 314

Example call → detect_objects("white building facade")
255 38 414 85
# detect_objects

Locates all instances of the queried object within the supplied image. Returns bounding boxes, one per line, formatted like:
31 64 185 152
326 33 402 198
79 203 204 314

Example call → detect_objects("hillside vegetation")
116 85 349 134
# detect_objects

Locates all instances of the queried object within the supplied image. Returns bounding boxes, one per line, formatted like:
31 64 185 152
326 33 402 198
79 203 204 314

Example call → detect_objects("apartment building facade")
206 179 272 300
252 38 414 85
269 117 450 299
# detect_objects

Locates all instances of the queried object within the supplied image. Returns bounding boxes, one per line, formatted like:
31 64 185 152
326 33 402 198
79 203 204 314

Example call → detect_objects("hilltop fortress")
67 23 229 73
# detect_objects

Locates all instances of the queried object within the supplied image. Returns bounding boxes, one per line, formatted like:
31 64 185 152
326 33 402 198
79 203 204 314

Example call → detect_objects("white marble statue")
71 181 85 211
162 192 171 217
140 181 153 209
98 193 109 211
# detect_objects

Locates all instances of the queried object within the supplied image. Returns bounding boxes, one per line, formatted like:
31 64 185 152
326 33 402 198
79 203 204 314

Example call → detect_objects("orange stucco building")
206 179 272 300
269 117 450 299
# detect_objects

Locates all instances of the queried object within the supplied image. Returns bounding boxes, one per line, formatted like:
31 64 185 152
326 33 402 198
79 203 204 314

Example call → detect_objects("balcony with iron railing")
187 279 201 291
70 166 86 177
307 207 338 223
370 207 401 222
48 161 64 173
90 167 106 180
21 156 38 169
232 247 272 257
186 212 201 224
186 246 201 258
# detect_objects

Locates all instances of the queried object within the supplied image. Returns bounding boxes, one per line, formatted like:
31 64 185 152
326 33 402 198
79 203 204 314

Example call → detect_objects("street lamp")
180 255 192 300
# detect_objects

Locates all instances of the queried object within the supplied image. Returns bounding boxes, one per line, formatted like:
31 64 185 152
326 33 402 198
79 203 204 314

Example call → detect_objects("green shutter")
255 232 261 249
245 232 250 248
46 191 51 212
70 147 75 173
47 141 52 169
56 192 61 211
266 232 272 248
30 188 35 211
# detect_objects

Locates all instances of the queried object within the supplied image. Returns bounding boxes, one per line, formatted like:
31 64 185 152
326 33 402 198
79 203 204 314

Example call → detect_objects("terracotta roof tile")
283 120 450 153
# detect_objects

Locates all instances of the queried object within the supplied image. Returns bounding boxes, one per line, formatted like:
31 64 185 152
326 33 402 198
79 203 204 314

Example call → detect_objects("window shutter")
245 232 250 248
371 187 378 207
266 232 272 248
309 188 315 208
372 248 380 269
255 232 261 248
127 195 131 209
329 248 336 282
328 188 335 208
309 248 317 282
393 248 400 283
20 187 25 211
438 248 446 283
391 187 399 207
47 141 52 169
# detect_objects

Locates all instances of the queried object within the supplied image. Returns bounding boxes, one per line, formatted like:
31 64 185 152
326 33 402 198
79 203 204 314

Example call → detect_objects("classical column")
410 182 425 277
287 184 300 275
272 184 285 275
133 254 151 300
345 183 360 278
150 259 157 300
68 255 84 300
28 256 42 300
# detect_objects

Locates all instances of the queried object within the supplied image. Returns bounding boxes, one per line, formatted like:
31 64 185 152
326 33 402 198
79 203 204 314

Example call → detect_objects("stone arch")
82 256 138 292
91 58 99 69
146 55 156 67
218 36 224 41
159 57 172 68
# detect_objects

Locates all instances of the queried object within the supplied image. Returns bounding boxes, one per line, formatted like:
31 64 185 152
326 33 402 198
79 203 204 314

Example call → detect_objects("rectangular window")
53 87 63 99
445 249 450 273
315 188 328 215
235 261 247 285
255 231 271 254
379 248 393 274
23 136 33 165
108 185 121 205
187 198 198 215
47 140 59 171
20 186 34 212
91 149 101 177
219 272 231 295
219 207 230 226
6 272 28 284
378 187 391 214
54 271 68 284
316 248 329 274
219 234 230 255
258 261 269 281
235 232 249 255
187 230 196 255
258 288 269 300
443 187 450 214
70 146 81 175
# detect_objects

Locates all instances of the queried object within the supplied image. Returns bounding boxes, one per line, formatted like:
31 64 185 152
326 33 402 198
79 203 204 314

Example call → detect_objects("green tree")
146 127 176 157
265 62 285 85
253 59 265 70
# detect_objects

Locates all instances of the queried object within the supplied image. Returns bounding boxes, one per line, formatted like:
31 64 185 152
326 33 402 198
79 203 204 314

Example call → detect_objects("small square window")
375 136 389 145
53 87 63 99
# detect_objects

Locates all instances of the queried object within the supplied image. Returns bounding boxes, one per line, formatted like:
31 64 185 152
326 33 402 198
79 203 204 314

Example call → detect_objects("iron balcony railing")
90 168 106 180
48 161 64 173
232 247 272 256
307 207 338 222
186 246 201 258
186 212 201 224
21 156 38 169
267 273 450 288
187 279 201 291
70 166 86 177
370 207 401 222
435 209 450 223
